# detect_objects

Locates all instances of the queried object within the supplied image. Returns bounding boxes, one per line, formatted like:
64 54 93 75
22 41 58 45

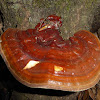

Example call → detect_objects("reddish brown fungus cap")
0 16 100 92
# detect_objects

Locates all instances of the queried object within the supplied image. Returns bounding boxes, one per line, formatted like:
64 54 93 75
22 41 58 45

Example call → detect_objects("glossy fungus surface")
0 15 100 91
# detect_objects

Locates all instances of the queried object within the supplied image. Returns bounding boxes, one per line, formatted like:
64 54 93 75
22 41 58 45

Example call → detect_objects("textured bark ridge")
0 0 100 37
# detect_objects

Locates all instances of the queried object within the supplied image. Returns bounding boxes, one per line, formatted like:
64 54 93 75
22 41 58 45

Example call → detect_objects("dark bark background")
0 0 100 100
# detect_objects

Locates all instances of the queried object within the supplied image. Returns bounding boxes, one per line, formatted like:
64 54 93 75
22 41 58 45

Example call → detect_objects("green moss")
15 11 24 26
32 0 72 11
7 0 18 3
32 0 49 8
10 4 21 10
80 0 97 8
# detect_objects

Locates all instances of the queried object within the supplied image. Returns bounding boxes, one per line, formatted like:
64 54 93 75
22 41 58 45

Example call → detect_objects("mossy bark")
0 0 100 100
0 0 100 37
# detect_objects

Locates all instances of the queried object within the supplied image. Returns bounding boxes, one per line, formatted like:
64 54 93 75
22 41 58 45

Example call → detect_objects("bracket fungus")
0 15 100 91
